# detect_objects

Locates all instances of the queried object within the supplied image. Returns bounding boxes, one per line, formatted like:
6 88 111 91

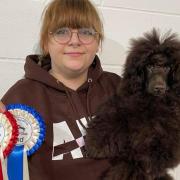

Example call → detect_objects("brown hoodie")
2 55 121 180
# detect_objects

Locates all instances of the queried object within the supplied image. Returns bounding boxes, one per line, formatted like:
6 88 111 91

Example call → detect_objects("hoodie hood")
24 54 103 92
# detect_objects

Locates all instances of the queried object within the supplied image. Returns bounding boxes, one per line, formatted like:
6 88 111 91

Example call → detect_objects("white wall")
0 0 180 178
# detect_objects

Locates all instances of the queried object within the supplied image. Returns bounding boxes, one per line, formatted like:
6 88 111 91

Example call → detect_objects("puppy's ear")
172 65 180 83
170 65 180 96
137 66 145 81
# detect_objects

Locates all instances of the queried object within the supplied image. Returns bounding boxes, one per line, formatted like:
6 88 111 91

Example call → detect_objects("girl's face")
46 28 99 79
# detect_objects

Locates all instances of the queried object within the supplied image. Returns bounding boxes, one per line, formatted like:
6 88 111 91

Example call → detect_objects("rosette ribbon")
6 104 46 180
0 111 18 180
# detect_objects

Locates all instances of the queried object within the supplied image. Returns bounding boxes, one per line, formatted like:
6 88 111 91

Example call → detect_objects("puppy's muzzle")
153 83 167 96
147 74 168 96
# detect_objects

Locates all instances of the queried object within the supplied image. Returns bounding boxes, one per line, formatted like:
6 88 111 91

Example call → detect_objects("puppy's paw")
102 162 152 180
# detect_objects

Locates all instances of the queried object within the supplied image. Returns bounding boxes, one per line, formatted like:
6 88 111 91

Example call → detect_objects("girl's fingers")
0 101 6 113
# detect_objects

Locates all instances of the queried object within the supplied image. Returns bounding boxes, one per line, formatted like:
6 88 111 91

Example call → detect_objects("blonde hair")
40 0 104 55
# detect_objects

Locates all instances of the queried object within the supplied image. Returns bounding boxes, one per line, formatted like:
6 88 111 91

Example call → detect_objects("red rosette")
0 111 18 158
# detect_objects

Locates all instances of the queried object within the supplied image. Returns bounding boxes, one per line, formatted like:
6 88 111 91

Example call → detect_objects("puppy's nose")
153 85 166 95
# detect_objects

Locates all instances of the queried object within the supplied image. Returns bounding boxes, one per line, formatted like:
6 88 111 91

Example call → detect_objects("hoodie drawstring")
86 78 93 124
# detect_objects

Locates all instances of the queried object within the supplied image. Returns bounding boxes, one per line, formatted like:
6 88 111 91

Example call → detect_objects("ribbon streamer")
1 148 8 180
7 145 24 180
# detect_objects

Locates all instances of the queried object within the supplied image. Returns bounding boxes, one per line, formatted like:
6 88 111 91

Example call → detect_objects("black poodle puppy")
85 29 180 180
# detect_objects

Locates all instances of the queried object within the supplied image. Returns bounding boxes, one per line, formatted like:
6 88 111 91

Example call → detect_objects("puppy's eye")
147 65 154 72
163 66 170 72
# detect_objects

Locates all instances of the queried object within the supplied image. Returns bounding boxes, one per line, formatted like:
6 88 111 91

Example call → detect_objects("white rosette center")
9 109 40 152
0 113 12 151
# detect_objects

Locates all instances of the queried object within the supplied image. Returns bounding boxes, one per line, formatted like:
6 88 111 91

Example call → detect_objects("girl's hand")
0 101 6 113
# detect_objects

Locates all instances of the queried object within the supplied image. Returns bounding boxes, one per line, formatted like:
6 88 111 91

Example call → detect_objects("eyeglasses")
49 27 98 44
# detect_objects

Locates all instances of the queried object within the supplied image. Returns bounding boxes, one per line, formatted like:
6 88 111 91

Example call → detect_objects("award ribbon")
6 104 46 180
0 111 18 180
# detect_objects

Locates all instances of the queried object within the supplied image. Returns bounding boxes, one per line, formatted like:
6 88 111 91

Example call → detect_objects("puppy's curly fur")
85 29 180 180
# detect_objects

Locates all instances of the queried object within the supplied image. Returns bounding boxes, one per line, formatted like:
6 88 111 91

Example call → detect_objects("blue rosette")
6 104 46 180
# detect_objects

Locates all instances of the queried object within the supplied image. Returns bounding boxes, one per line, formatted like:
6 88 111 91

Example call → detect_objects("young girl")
1 0 121 179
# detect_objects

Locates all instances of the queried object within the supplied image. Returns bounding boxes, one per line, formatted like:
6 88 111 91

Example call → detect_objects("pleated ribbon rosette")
6 104 46 180
0 111 18 180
